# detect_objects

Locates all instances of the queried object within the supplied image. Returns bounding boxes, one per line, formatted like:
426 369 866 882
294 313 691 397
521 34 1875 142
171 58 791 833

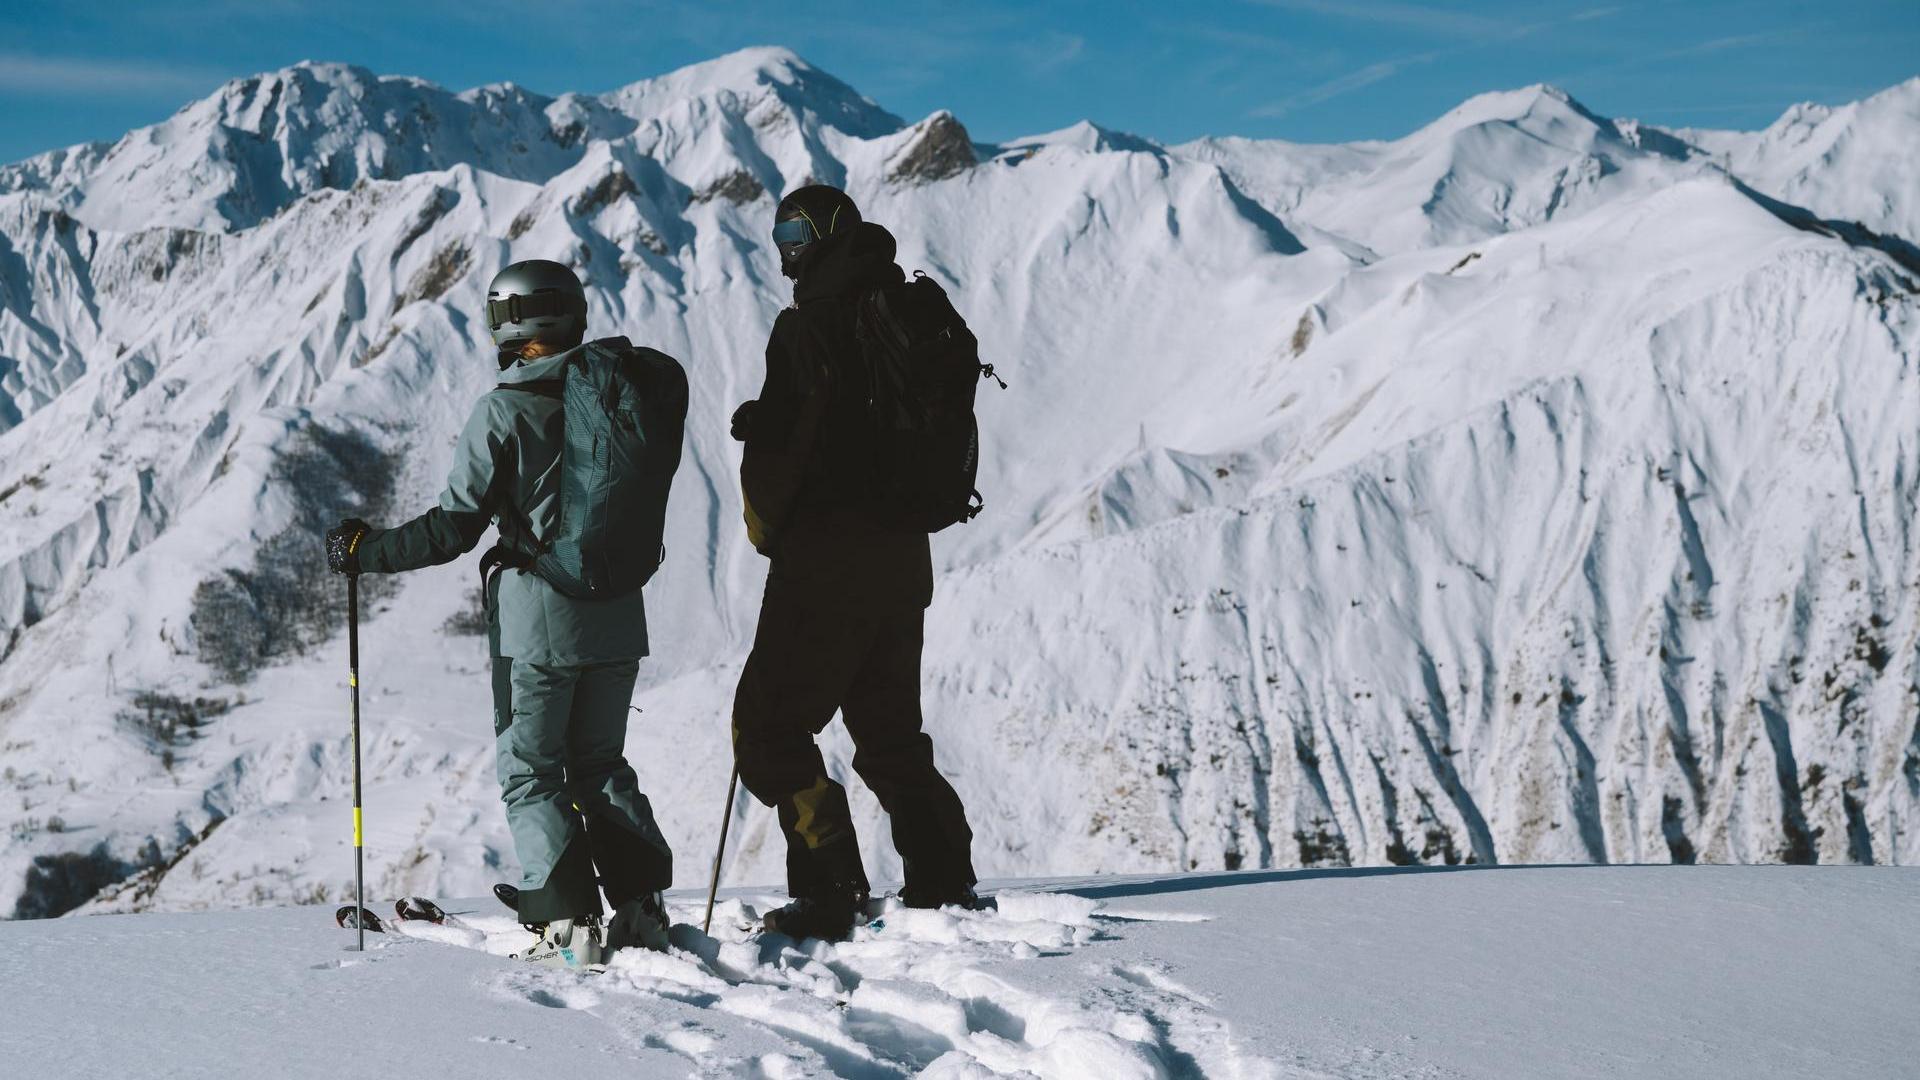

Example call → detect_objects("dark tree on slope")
191 426 399 683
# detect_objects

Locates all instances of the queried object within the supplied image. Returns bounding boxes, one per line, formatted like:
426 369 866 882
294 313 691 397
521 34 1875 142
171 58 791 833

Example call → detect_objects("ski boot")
605 891 671 954
763 890 865 942
899 880 983 912
511 915 605 970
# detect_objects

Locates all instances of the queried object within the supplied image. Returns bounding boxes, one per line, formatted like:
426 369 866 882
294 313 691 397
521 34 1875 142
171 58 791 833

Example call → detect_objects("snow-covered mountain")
1 48 1915 918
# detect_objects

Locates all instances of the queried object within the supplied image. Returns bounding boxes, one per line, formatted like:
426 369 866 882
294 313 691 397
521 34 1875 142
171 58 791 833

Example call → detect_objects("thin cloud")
1554 29 1790 85
1654 32 1779 60
1246 0 1510 37
1023 32 1086 75
1252 51 1441 118
0 53 223 98
1571 6 1624 20
1172 22 1336 67
1241 3 1620 123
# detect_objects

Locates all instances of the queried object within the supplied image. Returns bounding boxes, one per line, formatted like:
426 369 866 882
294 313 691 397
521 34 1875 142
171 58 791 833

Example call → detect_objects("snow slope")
4 868 1916 1079
1674 76 1920 247
1 49 1919 919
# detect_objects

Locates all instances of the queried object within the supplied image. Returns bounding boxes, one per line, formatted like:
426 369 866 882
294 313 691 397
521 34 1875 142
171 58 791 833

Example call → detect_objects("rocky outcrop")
889 111 977 184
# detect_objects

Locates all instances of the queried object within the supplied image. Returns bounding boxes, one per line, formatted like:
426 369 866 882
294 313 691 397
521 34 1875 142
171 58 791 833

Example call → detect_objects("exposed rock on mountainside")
889 111 977 183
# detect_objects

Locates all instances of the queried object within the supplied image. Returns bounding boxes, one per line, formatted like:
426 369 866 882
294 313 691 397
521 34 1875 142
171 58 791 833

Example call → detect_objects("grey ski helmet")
773 185 860 276
485 259 587 353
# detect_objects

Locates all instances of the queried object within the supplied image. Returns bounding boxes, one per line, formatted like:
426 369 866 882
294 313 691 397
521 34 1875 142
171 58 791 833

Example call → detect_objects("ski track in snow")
389 890 1270 1080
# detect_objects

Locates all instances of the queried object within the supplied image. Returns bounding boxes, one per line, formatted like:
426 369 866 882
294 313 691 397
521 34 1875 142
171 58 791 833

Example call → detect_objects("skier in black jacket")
730 184 977 940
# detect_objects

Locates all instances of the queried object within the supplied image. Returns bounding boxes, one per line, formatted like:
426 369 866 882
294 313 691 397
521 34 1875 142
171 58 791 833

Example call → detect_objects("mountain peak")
1417 83 1610 141
1004 120 1164 156
0 57 586 232
1761 74 1920 140
597 46 901 138
210 59 416 105
679 44 811 82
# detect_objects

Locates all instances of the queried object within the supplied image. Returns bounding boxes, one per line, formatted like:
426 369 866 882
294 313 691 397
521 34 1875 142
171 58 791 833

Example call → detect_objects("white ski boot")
512 916 605 970
604 892 671 955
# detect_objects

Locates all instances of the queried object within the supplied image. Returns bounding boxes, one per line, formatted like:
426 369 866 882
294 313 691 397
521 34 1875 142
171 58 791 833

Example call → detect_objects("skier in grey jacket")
325 259 675 966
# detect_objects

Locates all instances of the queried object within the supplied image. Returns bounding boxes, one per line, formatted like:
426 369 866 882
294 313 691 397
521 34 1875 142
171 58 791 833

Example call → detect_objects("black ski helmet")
772 184 860 275
485 259 587 354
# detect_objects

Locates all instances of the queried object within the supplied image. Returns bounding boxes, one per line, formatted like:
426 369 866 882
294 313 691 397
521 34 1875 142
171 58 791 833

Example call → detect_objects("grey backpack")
500 336 688 599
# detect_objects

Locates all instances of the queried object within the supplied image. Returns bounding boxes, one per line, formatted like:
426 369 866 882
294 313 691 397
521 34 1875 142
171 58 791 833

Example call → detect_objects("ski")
335 904 385 933
394 896 447 925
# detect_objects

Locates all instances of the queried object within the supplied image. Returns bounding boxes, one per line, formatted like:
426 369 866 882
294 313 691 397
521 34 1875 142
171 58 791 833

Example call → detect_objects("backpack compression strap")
496 379 564 399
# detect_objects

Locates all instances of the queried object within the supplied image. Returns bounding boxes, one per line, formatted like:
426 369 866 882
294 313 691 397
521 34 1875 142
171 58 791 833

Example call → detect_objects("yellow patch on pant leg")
791 775 839 849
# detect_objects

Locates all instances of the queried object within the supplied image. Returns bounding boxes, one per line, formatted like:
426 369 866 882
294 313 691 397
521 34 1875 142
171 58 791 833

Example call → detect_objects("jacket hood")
793 221 906 302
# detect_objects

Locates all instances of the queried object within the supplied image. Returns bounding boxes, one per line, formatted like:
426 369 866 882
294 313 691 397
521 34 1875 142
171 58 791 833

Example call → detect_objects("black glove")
325 518 371 575
730 400 760 443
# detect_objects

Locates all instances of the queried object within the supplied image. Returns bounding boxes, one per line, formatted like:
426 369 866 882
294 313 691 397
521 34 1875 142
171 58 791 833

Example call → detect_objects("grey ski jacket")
354 348 650 664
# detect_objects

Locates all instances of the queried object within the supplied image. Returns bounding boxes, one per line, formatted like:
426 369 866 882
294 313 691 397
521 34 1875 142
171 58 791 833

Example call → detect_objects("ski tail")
395 897 447 924
335 905 385 933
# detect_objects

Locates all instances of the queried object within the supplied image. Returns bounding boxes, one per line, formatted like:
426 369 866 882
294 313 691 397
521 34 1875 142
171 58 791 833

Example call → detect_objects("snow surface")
2 48 1919 921
4 868 1915 1079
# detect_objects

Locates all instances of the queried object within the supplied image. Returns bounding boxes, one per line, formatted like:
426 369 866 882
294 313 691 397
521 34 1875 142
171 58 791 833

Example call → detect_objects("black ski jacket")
737 221 933 611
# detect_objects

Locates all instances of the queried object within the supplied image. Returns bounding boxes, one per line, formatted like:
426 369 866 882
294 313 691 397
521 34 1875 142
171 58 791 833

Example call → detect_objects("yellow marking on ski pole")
350 674 358 688
354 807 363 847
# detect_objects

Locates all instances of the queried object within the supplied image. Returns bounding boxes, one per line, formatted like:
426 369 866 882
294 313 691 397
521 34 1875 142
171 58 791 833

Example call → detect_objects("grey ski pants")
491 657 674 923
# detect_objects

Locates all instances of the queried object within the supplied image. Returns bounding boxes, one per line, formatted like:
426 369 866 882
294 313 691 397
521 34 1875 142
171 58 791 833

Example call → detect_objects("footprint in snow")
421 890 1266 1078
492 968 602 1011
1095 907 1214 924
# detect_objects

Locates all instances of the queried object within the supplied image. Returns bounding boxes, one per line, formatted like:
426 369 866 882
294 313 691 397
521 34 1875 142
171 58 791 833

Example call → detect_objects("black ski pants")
732 590 975 900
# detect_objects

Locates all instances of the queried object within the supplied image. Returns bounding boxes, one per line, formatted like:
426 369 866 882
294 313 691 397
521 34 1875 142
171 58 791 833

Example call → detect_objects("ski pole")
348 573 366 952
702 765 740 934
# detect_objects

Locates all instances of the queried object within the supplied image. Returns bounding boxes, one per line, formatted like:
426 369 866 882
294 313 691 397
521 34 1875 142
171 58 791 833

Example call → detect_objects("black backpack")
852 272 1003 532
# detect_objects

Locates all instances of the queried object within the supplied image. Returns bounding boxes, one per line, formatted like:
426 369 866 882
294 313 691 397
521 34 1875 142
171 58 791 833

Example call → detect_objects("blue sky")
3 0 1916 164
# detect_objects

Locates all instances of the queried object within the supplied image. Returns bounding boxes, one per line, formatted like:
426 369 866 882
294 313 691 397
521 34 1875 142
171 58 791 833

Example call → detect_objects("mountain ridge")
1 52 1916 920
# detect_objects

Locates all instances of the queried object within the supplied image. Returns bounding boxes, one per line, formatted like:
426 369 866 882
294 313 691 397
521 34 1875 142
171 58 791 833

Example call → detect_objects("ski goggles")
771 219 817 247
485 290 587 331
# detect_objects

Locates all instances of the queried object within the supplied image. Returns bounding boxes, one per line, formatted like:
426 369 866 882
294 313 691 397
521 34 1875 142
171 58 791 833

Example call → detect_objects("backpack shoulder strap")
484 379 561 555
859 283 912 354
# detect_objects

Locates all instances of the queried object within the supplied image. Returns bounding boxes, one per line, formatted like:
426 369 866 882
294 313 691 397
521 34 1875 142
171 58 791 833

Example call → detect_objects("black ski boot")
763 890 864 942
766 834 869 941
899 881 982 911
